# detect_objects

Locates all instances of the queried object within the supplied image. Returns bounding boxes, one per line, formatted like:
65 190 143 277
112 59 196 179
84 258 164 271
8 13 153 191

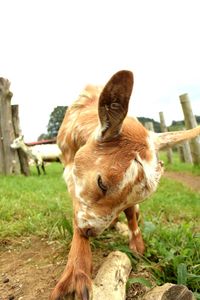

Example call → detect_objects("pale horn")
154 126 200 151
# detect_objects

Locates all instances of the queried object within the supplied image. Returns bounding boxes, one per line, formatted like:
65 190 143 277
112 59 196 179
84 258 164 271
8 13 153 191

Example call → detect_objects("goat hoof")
129 230 145 255
130 241 145 255
50 269 92 300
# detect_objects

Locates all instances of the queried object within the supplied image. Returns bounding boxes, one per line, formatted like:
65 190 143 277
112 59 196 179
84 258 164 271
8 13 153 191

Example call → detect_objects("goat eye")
97 175 107 193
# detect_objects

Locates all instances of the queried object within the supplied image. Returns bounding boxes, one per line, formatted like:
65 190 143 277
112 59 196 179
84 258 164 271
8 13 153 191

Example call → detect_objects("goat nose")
81 227 96 238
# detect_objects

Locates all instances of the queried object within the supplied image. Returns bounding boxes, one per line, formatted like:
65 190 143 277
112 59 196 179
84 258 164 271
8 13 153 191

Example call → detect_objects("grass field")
160 150 200 176
0 164 71 240
0 160 200 297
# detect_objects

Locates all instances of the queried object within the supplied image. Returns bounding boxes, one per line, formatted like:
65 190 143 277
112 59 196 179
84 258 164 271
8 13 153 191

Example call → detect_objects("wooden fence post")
179 93 200 165
145 121 154 132
12 105 30 176
159 112 173 164
178 145 185 162
0 78 21 174
180 140 193 164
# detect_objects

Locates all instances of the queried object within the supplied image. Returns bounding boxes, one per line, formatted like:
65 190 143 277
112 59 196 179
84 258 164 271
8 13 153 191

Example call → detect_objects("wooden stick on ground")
92 251 132 300
142 283 195 300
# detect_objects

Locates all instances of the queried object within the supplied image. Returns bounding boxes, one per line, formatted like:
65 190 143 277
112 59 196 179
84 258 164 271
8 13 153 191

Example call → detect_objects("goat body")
51 71 200 300
31 144 62 162
11 136 62 175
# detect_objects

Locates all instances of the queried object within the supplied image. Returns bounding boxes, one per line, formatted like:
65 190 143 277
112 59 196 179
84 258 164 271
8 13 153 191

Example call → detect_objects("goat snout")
80 227 97 238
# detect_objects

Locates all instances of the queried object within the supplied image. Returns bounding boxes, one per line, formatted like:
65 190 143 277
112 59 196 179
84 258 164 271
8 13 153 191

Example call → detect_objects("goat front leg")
35 161 41 175
50 223 92 300
41 161 46 175
124 205 145 255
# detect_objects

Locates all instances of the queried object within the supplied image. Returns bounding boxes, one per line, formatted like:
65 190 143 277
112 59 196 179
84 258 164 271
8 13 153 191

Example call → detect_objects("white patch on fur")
63 165 73 185
119 159 138 190
133 227 140 236
128 227 140 243
119 133 163 206
135 204 139 213
76 208 90 228
95 157 103 165
72 168 88 206
93 125 102 141
77 205 115 235
142 133 163 192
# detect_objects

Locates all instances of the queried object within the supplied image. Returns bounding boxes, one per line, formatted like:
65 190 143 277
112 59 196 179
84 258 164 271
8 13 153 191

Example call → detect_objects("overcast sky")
0 0 200 142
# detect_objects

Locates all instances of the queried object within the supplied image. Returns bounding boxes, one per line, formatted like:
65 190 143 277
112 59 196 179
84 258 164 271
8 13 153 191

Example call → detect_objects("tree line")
38 106 200 140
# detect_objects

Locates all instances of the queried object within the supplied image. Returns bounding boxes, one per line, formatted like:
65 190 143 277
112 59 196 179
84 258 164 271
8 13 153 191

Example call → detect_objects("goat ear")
98 70 133 141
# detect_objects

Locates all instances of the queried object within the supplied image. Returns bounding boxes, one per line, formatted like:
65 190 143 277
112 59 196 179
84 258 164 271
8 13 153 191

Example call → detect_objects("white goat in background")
11 135 62 175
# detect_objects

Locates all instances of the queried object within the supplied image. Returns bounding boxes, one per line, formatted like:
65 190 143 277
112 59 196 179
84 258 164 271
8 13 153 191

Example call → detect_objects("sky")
0 0 200 142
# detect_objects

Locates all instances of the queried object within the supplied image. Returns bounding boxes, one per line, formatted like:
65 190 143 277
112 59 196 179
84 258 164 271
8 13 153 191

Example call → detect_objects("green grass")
0 163 72 240
159 150 200 175
0 162 199 294
140 178 200 293
106 177 200 294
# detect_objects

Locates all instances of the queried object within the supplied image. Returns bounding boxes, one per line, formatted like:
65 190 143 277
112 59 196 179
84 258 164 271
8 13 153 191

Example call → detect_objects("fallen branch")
142 283 195 300
92 251 132 300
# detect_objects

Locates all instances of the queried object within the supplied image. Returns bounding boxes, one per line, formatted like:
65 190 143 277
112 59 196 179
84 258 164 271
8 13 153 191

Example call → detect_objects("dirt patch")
0 236 150 300
164 171 200 193
0 236 65 300
0 237 116 300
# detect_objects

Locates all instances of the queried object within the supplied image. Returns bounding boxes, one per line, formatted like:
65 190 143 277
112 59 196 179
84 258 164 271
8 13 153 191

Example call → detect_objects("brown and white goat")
50 70 200 300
